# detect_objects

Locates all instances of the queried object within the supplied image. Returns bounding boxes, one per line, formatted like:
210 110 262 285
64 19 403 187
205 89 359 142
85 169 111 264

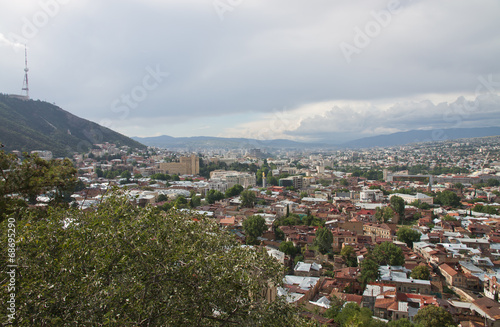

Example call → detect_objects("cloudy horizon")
1 0 499 143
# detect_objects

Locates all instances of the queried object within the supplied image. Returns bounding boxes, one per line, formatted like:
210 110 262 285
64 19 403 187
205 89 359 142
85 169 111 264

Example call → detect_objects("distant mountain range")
0 94 145 157
132 135 319 150
134 127 500 150
341 127 500 148
2 91 496 156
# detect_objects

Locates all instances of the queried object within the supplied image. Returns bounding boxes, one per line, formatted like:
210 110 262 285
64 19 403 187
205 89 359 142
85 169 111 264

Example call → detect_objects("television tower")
21 45 29 99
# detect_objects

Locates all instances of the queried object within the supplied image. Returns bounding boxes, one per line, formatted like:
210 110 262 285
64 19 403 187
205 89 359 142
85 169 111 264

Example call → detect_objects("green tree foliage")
396 227 421 248
95 167 104 178
324 296 345 320
390 195 406 217
487 178 500 187
274 227 285 241
435 190 461 207
318 179 331 187
189 195 201 208
388 318 414 327
225 184 244 198
274 214 301 227
157 201 172 212
334 302 379 327
340 245 358 267
199 160 228 179
120 170 132 180
157 194 168 202
410 200 430 210
388 164 468 176
240 189 256 208
314 227 333 254
279 241 298 256
371 242 405 266
174 195 188 209
472 203 498 215
375 206 395 223
359 257 380 286
410 265 430 280
0 151 78 219
0 193 311 326
383 207 395 222
441 214 457 221
243 215 267 245
206 189 225 204
303 213 325 227
149 173 171 181
413 304 456 327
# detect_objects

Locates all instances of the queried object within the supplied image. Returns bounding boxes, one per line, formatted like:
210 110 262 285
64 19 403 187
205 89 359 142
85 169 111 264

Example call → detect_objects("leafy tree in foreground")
335 302 380 327
0 193 310 326
388 318 414 327
413 304 456 327
397 227 421 248
314 227 333 254
323 296 345 320
0 151 78 220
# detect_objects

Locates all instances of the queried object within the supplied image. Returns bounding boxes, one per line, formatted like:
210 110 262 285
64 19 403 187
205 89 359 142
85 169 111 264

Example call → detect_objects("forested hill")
0 94 145 157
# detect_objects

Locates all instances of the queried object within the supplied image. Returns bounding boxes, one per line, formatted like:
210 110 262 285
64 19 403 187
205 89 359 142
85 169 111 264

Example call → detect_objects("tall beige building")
159 154 199 175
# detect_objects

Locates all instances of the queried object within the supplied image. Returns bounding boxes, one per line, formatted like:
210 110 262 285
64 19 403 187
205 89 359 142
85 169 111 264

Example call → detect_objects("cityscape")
4 134 500 325
1 0 500 326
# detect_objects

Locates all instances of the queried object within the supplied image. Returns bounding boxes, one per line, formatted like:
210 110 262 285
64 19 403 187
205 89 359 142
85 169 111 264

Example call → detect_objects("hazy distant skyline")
1 0 499 143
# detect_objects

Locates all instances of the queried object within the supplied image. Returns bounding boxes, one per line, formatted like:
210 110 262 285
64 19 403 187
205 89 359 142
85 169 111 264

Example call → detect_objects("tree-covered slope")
0 193 309 326
0 94 145 156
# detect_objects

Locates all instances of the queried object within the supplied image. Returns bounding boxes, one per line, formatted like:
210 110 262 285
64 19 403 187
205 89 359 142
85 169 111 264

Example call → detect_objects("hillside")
133 135 326 150
341 127 500 148
0 94 145 157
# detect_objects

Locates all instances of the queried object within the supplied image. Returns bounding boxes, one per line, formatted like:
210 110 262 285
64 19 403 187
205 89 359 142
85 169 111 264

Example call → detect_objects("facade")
390 193 434 205
331 230 357 252
279 175 304 189
209 170 256 188
360 189 384 202
159 154 199 175
439 263 466 288
484 275 500 302
363 223 397 241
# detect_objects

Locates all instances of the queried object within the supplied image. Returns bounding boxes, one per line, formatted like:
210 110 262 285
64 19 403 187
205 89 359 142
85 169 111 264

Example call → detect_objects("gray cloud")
0 0 499 139
286 93 500 142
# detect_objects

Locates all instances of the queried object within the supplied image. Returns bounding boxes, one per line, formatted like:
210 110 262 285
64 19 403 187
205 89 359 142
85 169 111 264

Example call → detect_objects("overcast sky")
1 0 499 143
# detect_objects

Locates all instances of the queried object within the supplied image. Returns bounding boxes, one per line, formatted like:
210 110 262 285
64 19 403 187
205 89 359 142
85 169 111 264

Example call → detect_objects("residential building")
159 154 199 175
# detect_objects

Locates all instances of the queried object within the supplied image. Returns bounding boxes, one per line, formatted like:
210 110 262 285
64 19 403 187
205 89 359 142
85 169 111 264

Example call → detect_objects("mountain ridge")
0 94 146 156
341 127 500 148
134 127 500 150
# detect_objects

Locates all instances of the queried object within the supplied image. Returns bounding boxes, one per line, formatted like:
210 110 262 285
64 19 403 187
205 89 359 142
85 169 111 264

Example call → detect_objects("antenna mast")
22 45 29 99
